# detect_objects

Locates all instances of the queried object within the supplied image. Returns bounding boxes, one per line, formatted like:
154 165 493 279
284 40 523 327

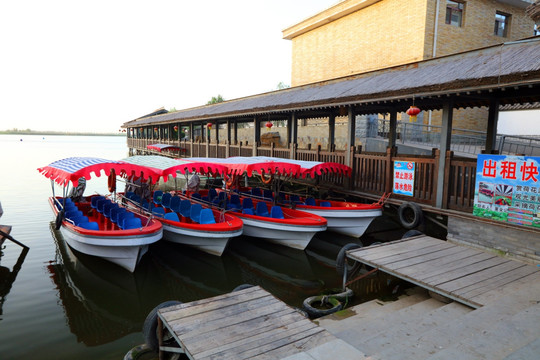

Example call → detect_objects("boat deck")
346 235 540 308
156 285 362 360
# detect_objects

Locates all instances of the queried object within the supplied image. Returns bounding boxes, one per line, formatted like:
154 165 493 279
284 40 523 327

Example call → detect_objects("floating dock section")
346 235 539 308
156 285 363 359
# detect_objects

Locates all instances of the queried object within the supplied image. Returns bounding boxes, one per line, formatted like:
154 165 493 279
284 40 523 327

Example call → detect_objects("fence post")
317 144 321 162
271 142 274 157
349 146 357 190
431 148 441 207
385 147 395 194
442 150 453 209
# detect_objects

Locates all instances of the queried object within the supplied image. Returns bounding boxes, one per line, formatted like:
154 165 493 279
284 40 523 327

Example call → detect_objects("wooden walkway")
156 285 360 360
346 235 540 308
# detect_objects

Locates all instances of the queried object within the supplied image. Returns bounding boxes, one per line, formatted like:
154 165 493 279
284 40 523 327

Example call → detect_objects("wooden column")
388 109 398 148
436 99 454 208
345 106 355 167
253 117 260 156
485 98 499 153
328 112 336 150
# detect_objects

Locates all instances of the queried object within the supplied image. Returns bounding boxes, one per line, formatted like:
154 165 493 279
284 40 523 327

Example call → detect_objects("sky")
1 1 538 136
1 0 337 133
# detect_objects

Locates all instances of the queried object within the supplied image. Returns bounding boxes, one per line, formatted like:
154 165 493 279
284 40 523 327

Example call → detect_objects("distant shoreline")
0 130 124 136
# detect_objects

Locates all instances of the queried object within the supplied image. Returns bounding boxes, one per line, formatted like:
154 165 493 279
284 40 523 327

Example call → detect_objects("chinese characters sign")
393 161 415 196
474 154 540 228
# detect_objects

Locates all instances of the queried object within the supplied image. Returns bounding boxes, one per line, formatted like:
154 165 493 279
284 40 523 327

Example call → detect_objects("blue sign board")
393 161 415 196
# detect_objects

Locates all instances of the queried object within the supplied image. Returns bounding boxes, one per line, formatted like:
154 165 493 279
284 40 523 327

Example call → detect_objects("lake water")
0 134 408 359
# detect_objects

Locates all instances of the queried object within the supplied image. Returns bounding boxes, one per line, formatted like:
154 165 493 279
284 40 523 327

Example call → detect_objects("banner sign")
393 161 415 196
474 154 540 228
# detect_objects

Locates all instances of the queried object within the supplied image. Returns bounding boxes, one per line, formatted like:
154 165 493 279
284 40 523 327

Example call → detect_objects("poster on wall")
474 154 540 228
393 161 415 196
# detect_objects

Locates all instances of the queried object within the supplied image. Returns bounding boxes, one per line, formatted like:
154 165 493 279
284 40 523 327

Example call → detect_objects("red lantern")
265 121 273 130
154 127 158 131
207 122 213 129
406 106 421 122
174 125 178 131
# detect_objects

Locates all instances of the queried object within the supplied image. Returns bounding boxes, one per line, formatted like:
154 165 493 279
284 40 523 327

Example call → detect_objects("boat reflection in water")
46 223 169 346
0 230 29 318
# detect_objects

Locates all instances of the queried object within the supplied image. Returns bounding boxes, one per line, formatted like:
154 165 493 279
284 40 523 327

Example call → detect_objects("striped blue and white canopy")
37 157 162 186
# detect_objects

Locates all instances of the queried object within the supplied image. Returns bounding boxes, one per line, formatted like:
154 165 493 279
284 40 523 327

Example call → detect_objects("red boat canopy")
185 156 351 178
146 144 184 152
37 157 163 186
121 155 229 179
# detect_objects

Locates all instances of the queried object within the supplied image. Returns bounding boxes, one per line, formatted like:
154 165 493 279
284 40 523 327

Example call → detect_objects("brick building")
283 0 536 131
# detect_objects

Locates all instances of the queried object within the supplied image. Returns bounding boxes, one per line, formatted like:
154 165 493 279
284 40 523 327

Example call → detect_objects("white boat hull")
162 223 242 256
59 225 162 272
239 216 326 250
298 207 382 238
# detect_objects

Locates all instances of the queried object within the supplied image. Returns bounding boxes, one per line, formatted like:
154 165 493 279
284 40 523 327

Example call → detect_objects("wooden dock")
346 235 539 308
156 285 363 360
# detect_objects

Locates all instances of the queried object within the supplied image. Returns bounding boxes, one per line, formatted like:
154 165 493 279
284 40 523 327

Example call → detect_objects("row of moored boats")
38 156 387 272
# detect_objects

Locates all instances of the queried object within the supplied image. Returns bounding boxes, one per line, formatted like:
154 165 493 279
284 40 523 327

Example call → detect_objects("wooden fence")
127 138 476 212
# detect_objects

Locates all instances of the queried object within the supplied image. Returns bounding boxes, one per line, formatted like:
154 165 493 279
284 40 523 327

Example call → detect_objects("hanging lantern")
265 121 273 130
174 125 178 131
154 127 158 131
207 122 213 129
406 106 421 122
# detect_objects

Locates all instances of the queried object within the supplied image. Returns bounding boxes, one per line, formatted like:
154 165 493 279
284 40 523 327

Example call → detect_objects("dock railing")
127 138 477 212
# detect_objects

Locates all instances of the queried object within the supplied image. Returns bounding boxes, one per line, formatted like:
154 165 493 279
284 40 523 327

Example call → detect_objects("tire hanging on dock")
397 202 423 229
142 300 182 351
55 208 64 231
336 243 363 278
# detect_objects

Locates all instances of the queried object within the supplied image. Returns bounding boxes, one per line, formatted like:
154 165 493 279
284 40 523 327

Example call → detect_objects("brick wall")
288 0 535 86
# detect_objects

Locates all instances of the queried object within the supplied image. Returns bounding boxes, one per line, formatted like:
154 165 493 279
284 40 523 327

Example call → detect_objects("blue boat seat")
164 212 180 222
190 203 203 223
65 209 83 219
152 207 166 217
270 206 284 219
191 193 201 200
110 207 126 223
242 198 253 210
97 199 111 213
251 188 262 196
79 221 100 230
70 215 89 226
230 194 241 206
218 192 227 201
169 196 181 213
199 208 216 224
179 200 192 218
256 202 269 217
119 212 135 229
153 190 163 205
123 217 142 230
208 188 218 201
227 203 241 211
290 195 304 205
305 197 316 206
263 189 273 199
161 193 172 209
320 201 332 207
242 208 254 215
103 202 118 218
91 196 105 209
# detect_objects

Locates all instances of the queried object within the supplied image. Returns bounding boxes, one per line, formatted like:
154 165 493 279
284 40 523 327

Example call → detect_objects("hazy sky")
1 0 337 133
1 1 537 135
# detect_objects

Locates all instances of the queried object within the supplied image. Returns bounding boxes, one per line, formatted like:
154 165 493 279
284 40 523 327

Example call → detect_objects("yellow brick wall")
290 0 429 86
289 0 535 86
432 0 535 57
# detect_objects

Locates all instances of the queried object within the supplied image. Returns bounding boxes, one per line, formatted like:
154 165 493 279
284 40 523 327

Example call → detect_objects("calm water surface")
0 135 405 359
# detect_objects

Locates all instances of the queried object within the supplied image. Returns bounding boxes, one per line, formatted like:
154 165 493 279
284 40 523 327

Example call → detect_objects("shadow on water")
0 240 29 320
44 207 444 349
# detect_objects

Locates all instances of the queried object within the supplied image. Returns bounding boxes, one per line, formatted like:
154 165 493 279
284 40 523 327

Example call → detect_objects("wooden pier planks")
157 286 335 360
347 235 539 308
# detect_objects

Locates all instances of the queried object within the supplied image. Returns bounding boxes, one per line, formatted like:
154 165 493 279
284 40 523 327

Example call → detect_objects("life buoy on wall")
108 169 116 193
397 202 423 229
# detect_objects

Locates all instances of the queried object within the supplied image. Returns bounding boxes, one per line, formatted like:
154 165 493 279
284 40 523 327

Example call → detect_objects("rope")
345 267 378 287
